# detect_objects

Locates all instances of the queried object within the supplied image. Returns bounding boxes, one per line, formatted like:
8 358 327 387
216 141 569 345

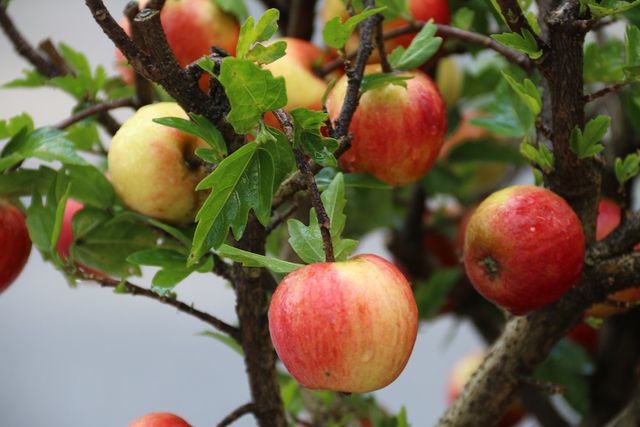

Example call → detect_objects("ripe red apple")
326 64 447 185
116 0 240 88
0 200 31 293
108 102 209 225
268 254 418 393
447 352 524 427
128 412 191 427
463 185 585 315
585 198 640 317
263 38 329 128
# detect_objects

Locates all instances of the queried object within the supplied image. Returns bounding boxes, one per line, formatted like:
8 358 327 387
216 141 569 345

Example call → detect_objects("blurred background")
0 1 536 426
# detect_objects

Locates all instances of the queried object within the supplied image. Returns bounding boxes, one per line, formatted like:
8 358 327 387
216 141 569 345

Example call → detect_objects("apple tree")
1 0 640 425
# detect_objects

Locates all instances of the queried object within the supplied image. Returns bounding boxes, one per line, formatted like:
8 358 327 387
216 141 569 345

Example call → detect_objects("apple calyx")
480 256 500 279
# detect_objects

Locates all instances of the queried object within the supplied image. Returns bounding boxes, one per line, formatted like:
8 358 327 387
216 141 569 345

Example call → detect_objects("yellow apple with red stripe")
268 254 418 393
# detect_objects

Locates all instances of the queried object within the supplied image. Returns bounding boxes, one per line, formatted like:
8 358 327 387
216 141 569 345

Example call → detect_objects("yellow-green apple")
268 254 418 393
463 185 585 315
585 198 640 317
326 64 447 185
447 352 524 427
0 199 31 293
108 102 209 224
116 0 240 89
263 37 329 128
129 412 191 427
435 56 462 108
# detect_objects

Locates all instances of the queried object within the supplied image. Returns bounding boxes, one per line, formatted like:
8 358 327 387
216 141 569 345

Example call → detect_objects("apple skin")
108 102 210 225
585 198 640 317
263 38 329 128
117 0 239 87
463 185 585 315
268 254 418 393
128 412 191 427
0 200 31 293
326 65 447 185
447 352 524 427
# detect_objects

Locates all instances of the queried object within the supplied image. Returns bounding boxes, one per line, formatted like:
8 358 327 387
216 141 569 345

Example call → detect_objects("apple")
129 412 191 427
463 185 585 315
435 56 462 108
447 352 524 427
326 64 447 185
108 102 210 225
585 198 640 317
116 0 240 88
0 199 31 293
263 38 329 128
268 254 418 393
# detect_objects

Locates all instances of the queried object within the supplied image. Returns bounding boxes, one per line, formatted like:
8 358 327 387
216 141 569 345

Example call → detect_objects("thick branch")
588 211 640 261
217 403 256 427
285 0 317 40
80 272 240 341
55 97 136 130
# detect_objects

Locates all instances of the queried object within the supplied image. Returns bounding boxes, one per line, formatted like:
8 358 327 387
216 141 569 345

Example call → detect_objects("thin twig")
79 272 240 341
584 83 629 103
266 202 299 234
374 13 391 73
217 403 256 427
55 97 136 130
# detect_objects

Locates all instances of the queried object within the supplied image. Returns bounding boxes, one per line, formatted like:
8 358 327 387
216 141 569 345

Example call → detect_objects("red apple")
0 199 31 293
585 198 640 317
447 352 524 427
116 0 240 89
128 412 191 427
108 102 210 225
326 64 447 185
268 254 418 393
463 185 585 315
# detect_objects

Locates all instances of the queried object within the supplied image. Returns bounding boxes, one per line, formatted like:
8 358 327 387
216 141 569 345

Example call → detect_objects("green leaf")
535 340 593 416
625 25 640 80
3 69 47 89
199 330 244 356
218 57 287 133
0 113 34 139
584 39 625 84
26 192 56 256
582 0 640 18
115 211 192 248
376 0 410 20
388 22 443 70
290 108 339 167
447 140 525 165
212 0 249 22
151 269 192 294
501 70 542 115
395 407 410 427
520 140 555 173
127 248 188 269
62 164 115 209
65 120 102 151
452 7 475 30
491 29 542 60
2 127 87 166
153 113 227 160
323 7 386 49
236 8 280 59
360 72 413 93
245 40 287 65
0 166 57 197
614 152 640 184
415 268 460 319
471 81 535 138
570 115 610 160
218 244 303 273
287 173 358 263
190 133 292 263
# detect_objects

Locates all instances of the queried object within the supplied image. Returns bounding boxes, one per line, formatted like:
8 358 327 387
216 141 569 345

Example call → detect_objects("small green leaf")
218 244 303 273
127 248 188 269
388 22 443 70
625 25 640 80
395 406 410 427
153 113 227 160
62 164 115 209
584 39 625 84
520 140 555 173
3 70 47 89
245 40 287 65
582 0 640 18
570 116 610 160
290 108 339 167
501 70 542 116
323 7 386 49
452 7 475 30
471 82 535 138
2 127 87 166
199 330 244 356
491 29 542 60
212 0 248 22
614 152 640 184
218 57 287 133
360 72 413 93
236 8 280 59
0 113 34 139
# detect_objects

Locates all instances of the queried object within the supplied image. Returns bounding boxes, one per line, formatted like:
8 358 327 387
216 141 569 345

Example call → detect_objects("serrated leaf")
153 114 227 160
218 243 303 273
0 113 34 139
614 152 640 184
389 22 443 70
290 108 339 167
491 29 542 60
218 57 287 133
236 8 280 59
501 70 542 115
570 116 610 160
583 0 640 18
213 0 248 22
323 7 386 49
246 40 287 65
199 330 244 356
2 127 87 166
471 82 535 138
520 140 554 173
360 72 413 93
625 25 640 80
3 69 47 89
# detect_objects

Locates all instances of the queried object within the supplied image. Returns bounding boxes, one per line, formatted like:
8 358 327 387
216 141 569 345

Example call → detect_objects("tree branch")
54 97 136 130
217 403 256 427
584 83 629 103
588 211 640 262
285 0 317 40
79 272 240 341
496 0 547 50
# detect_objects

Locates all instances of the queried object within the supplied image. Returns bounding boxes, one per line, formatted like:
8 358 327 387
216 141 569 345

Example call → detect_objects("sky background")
0 1 545 426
